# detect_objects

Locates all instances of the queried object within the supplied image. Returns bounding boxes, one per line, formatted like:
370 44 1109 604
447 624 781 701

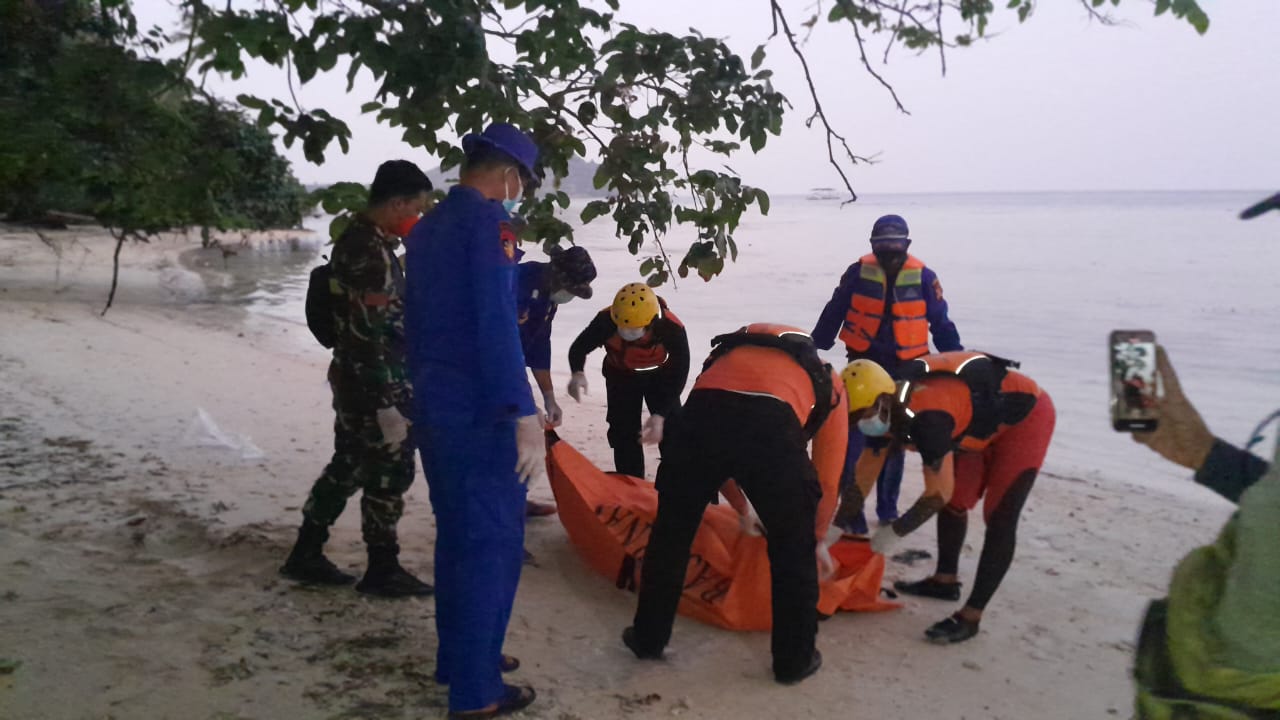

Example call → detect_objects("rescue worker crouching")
514 237 597 518
837 352 1055 643
566 283 690 478
622 324 847 685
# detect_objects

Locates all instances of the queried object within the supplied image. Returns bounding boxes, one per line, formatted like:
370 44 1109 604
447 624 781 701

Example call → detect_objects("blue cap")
462 123 539 179
870 214 910 248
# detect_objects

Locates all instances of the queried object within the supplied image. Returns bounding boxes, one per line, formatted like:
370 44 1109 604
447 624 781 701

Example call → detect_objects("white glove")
816 544 836 581
738 509 765 537
376 407 409 449
822 523 844 549
514 414 547 485
870 524 902 556
542 391 563 427
640 414 665 445
567 372 589 402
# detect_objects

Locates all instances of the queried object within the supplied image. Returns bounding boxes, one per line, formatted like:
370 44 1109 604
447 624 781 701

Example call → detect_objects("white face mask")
549 289 575 305
617 327 646 342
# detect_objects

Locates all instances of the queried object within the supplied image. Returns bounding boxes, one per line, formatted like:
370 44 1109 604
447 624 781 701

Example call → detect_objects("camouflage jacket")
329 213 410 412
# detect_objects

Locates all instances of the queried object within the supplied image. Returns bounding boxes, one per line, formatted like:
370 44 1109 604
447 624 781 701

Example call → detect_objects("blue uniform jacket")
404 186 536 425
515 262 557 372
811 260 962 373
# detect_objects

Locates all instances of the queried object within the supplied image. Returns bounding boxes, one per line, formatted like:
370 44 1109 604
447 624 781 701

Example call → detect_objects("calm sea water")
219 190 1280 494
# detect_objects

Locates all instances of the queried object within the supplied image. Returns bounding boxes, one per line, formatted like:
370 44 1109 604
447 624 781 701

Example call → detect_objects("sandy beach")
0 221 1246 720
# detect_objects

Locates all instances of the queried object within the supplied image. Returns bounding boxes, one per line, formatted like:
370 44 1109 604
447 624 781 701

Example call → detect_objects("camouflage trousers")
302 404 416 549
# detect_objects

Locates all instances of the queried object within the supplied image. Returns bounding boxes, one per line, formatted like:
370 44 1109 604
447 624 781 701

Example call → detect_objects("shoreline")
0 228 1237 719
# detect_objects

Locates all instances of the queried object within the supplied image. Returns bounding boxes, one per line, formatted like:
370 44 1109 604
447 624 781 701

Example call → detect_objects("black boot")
355 545 433 598
280 521 356 585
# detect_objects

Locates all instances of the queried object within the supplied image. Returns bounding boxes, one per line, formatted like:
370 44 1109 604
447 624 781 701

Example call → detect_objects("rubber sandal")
893 577 962 601
525 500 557 518
447 684 536 719
924 613 980 644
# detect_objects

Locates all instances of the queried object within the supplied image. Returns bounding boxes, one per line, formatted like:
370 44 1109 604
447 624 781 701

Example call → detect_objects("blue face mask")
858 413 891 437
502 169 523 214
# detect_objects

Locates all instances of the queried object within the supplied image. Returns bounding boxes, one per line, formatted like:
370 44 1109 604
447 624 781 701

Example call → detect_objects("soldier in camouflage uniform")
281 160 435 597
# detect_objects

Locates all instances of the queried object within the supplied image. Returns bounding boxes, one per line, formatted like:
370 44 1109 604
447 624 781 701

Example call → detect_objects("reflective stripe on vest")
838 254 929 360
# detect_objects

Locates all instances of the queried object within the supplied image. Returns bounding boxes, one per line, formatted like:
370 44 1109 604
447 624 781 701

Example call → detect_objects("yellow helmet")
841 359 895 413
610 283 660 328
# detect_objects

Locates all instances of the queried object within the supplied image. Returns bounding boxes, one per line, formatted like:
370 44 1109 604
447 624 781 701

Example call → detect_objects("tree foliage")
179 0 1207 285
0 0 307 312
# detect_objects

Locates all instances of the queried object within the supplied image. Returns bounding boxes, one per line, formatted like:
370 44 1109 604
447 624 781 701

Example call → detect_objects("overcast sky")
142 0 1278 194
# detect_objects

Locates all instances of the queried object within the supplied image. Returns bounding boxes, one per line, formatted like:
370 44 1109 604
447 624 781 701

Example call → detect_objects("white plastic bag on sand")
182 407 266 461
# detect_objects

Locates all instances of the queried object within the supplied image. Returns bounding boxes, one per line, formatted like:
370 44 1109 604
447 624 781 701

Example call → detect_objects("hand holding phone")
1110 329 1159 432
1130 344 1217 470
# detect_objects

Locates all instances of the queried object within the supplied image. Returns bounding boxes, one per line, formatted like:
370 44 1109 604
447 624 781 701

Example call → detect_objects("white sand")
0 224 1240 719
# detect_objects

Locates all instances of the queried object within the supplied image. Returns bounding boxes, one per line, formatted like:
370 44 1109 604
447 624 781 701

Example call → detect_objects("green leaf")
755 190 770 215
580 200 611 223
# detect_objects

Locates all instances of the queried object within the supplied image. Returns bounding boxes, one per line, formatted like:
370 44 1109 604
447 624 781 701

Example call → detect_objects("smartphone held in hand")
1109 329 1159 432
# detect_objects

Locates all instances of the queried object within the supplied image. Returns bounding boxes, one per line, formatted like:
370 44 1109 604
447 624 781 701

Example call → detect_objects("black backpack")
305 256 336 349
703 329 837 439
898 352 1023 441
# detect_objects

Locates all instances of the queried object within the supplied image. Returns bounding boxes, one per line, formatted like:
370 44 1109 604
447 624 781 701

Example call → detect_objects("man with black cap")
811 214 963 534
404 124 540 718
280 159 434 598
515 243 597 429
514 240 596 517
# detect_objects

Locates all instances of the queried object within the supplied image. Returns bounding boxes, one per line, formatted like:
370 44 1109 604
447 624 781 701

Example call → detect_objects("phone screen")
1110 330 1159 432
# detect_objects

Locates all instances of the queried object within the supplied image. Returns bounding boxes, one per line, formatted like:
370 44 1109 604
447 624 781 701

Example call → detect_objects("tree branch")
770 0 875 203
843 6 910 113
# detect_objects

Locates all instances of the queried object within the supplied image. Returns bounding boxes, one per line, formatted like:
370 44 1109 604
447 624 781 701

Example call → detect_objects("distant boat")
806 187 842 201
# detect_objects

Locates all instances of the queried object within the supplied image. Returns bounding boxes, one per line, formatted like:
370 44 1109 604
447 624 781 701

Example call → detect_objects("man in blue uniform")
404 123 541 718
811 214 962 534
514 239 596 517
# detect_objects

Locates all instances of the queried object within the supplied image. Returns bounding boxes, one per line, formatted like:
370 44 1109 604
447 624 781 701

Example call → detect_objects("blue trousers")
416 421 526 713
837 425 905 532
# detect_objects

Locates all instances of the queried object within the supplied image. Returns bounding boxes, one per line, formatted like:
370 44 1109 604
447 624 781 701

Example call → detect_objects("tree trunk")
102 230 126 316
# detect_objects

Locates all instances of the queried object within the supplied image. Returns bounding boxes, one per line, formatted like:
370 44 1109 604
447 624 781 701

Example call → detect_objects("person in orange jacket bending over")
621 324 847 685
838 352 1055 644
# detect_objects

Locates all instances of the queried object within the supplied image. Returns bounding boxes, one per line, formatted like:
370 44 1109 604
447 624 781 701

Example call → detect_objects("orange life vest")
838 253 929 360
603 298 683 373
900 351 1041 452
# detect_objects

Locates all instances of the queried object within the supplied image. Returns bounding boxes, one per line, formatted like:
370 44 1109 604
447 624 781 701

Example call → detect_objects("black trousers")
630 389 821 678
605 368 670 478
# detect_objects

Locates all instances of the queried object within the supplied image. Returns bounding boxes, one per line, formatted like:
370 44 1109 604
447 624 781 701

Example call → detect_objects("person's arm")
334 226 396 409
468 213 537 421
921 267 962 352
1195 440 1270 504
1132 345 1270 503
654 319 691 417
568 311 615 373
811 377 850 541
525 306 554 372
810 263 860 351
894 412 956 537
532 370 553 394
